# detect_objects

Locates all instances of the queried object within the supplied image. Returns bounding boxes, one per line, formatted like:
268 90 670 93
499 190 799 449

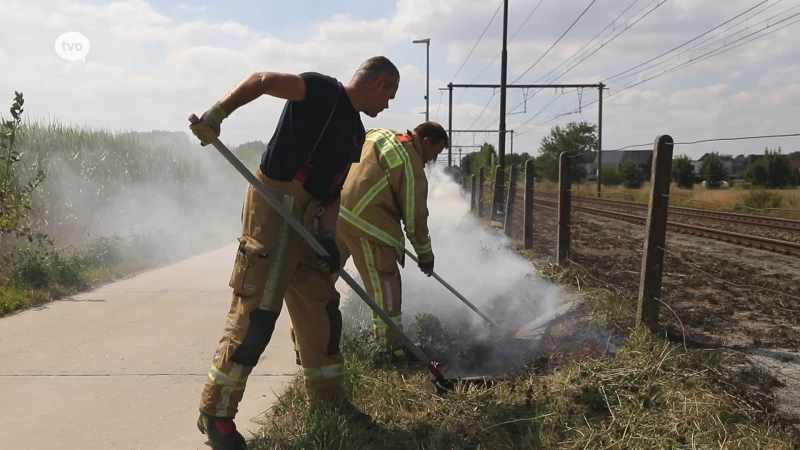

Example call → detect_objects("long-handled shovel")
404 248 501 330
188 114 461 391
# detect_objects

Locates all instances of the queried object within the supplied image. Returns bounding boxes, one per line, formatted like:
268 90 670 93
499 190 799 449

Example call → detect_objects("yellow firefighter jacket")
338 127 433 267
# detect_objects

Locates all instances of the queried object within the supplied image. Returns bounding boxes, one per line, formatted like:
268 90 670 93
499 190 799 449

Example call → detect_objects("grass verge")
529 180 800 219
245 261 799 449
0 230 214 316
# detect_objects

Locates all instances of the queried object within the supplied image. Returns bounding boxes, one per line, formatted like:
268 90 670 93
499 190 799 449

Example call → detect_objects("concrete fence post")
478 167 486 218
503 164 518 236
557 152 572 265
524 159 535 250
470 174 477 212
636 134 674 331
491 165 504 222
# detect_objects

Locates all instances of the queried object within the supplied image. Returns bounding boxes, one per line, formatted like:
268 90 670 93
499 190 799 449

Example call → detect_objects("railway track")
520 195 800 257
532 191 800 232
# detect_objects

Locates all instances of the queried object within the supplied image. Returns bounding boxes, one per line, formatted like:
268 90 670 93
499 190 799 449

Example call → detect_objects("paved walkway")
0 243 298 449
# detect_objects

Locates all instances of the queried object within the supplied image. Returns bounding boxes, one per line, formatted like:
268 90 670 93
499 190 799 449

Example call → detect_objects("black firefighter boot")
197 413 248 450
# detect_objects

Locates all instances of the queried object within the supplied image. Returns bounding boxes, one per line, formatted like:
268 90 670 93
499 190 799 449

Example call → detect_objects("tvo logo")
55 32 90 62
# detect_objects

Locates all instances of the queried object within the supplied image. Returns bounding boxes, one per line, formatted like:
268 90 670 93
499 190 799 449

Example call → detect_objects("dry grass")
246 290 799 449
529 180 800 219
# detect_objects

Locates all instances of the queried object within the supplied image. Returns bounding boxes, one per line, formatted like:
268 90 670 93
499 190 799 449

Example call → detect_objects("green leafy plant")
0 91 50 247
671 154 695 189
620 160 646 189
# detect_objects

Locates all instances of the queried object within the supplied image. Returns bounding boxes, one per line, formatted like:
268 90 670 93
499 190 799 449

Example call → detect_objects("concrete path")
0 243 299 449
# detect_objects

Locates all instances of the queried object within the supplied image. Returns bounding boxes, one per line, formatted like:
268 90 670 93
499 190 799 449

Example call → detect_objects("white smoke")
337 165 570 373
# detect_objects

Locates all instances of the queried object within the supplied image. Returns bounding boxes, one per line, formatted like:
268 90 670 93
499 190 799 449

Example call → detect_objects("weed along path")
0 243 298 450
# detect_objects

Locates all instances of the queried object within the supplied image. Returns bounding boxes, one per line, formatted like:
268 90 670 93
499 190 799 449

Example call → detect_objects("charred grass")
248 289 798 449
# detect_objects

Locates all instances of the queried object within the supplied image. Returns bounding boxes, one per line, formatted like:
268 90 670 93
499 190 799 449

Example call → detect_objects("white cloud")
1 0 799 162
173 4 208 12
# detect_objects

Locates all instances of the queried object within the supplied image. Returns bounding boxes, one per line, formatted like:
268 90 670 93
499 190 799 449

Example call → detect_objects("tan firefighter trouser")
199 169 346 418
337 233 405 354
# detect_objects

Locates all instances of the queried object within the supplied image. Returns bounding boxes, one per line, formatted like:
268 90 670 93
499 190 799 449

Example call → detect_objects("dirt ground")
566 212 800 349
519 209 800 419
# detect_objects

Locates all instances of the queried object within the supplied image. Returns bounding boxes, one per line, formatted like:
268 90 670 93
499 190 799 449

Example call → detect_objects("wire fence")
458 130 800 415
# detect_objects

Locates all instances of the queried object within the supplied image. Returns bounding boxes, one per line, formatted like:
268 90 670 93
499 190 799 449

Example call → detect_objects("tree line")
459 121 800 189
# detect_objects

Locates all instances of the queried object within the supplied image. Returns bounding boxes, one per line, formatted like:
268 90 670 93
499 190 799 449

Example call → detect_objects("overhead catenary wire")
466 0 548 85
531 0 665 84
475 0 662 132
502 0 667 116
501 0 785 135
450 0 505 83
604 0 774 82
456 0 548 105
511 0 600 84
607 2 800 87
511 4 800 137
607 9 800 93
503 0 769 127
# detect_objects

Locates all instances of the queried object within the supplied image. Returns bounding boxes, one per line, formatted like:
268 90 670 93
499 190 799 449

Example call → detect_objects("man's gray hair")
352 56 400 88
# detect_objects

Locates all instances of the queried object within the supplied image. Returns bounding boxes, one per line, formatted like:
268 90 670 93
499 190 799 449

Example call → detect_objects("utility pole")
412 38 431 121
596 82 605 198
498 0 508 169
448 82 453 167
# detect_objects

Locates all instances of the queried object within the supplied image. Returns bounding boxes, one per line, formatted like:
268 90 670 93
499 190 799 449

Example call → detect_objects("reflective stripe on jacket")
338 127 433 266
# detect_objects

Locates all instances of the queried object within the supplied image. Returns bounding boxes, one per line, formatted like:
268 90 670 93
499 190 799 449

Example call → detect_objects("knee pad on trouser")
295 298 345 410
199 308 279 418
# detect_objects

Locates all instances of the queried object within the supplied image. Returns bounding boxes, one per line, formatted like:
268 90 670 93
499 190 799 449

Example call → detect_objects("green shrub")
671 155 695 189
601 166 622 186
80 236 125 268
620 161 646 189
740 190 784 211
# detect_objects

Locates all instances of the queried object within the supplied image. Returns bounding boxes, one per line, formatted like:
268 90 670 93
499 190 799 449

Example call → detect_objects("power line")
434 91 444 121
605 9 800 95
672 132 800 146
607 3 796 87
466 89 498 130
512 2 800 137
511 0 600 84
466 0 548 85
480 0 662 130
502 0 772 126
450 0 505 82
532 0 669 87
604 0 773 82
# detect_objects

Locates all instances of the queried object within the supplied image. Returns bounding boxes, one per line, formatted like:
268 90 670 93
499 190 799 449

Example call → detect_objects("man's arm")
219 72 308 115
391 153 433 262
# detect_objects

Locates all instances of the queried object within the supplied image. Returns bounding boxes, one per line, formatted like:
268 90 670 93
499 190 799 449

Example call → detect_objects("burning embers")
408 299 621 384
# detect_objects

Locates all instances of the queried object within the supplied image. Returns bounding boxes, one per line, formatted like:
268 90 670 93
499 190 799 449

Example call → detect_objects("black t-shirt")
260 72 365 201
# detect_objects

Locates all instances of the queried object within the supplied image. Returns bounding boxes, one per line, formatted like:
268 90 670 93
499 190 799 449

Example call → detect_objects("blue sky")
1 0 800 162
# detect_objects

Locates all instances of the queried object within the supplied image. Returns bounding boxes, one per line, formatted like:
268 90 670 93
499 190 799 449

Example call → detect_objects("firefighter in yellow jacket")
292 122 449 365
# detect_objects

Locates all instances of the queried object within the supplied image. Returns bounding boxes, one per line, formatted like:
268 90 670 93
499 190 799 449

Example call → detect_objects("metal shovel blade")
513 300 575 340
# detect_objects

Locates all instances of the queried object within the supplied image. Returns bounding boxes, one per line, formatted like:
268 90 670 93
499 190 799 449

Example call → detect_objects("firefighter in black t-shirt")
189 56 400 450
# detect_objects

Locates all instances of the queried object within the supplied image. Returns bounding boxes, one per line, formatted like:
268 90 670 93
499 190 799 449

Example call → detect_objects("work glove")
316 231 341 274
190 101 228 146
418 258 434 277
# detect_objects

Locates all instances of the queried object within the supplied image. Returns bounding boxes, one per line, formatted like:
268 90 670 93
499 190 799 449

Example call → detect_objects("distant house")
584 150 653 181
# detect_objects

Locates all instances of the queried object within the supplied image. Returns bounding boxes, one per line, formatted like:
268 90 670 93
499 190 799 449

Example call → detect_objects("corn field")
1 107 261 255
